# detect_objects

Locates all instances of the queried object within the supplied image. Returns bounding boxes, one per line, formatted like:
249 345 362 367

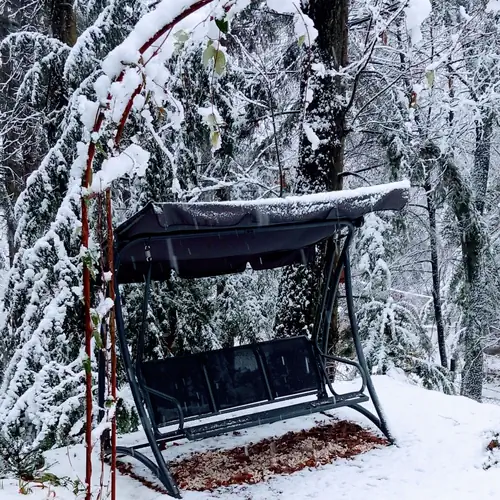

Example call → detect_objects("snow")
95 297 114 317
101 0 316 80
483 383 500 405
3 376 500 499
198 105 223 126
484 355 500 406
101 0 318 79
303 123 320 150
266 0 317 45
293 15 317 47
140 181 410 231
90 144 150 193
82 0 320 197
404 0 432 44
101 0 200 78
459 6 472 22
183 181 410 213
94 74 112 104
265 0 296 14
189 180 409 207
486 0 500 12
77 96 100 131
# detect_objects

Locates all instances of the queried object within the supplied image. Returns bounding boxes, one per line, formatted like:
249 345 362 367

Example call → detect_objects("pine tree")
0 0 148 449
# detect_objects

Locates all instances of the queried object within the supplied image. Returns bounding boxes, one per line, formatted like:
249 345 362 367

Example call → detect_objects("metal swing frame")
109 218 393 498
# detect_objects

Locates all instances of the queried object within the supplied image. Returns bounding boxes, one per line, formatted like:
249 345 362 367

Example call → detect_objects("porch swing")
110 181 409 498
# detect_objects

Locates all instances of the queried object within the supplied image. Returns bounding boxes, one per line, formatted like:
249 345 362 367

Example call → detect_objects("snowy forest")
1 0 500 496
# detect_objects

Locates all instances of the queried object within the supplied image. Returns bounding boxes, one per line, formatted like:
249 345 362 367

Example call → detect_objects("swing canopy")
114 181 409 282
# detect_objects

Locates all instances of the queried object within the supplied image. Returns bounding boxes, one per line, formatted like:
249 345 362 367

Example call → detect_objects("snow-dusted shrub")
0 429 45 479
355 213 453 392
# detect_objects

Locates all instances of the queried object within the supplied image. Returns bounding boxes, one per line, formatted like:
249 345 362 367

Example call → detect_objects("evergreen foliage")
0 0 148 450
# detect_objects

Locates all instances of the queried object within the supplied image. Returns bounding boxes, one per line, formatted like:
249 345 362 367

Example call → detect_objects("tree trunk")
298 0 349 193
472 111 493 215
50 0 77 46
275 0 349 344
422 143 485 401
425 179 447 368
440 7 493 399
46 1 76 143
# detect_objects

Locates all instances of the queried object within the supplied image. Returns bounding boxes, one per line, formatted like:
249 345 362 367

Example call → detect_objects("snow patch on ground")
3 376 500 498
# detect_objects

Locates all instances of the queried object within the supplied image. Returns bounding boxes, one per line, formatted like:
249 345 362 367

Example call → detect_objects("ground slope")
3 375 500 499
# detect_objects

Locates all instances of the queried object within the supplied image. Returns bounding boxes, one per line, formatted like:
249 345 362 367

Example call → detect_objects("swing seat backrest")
140 336 323 428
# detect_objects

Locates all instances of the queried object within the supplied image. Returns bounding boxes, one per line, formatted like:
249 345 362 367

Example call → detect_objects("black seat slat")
260 337 321 398
205 346 268 410
184 394 369 441
141 355 211 427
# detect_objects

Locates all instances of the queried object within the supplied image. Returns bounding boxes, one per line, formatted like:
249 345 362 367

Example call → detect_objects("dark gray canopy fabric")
115 181 409 283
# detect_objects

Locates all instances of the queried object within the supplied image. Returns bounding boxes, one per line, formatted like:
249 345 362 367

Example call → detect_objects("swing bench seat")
140 335 368 442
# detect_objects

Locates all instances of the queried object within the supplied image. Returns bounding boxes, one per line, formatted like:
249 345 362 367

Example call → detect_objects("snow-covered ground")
3 375 500 499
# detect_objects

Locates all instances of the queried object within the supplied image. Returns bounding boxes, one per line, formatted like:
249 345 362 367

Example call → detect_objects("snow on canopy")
114 181 409 282
117 181 409 238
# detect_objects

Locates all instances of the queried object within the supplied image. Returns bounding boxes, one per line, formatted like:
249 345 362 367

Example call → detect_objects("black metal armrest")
144 385 185 432
320 353 367 394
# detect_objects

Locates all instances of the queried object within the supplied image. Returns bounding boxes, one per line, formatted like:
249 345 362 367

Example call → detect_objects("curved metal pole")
349 404 382 432
322 353 367 393
114 255 182 498
133 261 170 437
144 386 185 432
312 237 337 345
114 446 163 480
343 249 394 443
320 226 355 354
134 262 186 436
136 260 152 374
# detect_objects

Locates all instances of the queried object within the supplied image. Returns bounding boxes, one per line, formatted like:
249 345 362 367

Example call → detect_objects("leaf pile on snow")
483 432 500 470
170 420 388 491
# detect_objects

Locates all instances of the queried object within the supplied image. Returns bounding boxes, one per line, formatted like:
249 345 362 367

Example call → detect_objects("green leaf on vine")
174 30 189 43
203 41 216 66
214 50 226 75
174 30 190 52
215 18 229 34
82 355 92 375
93 330 103 349
210 131 220 148
91 311 99 327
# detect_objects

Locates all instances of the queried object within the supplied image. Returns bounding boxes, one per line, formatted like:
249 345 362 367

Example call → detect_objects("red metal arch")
80 2 218 499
